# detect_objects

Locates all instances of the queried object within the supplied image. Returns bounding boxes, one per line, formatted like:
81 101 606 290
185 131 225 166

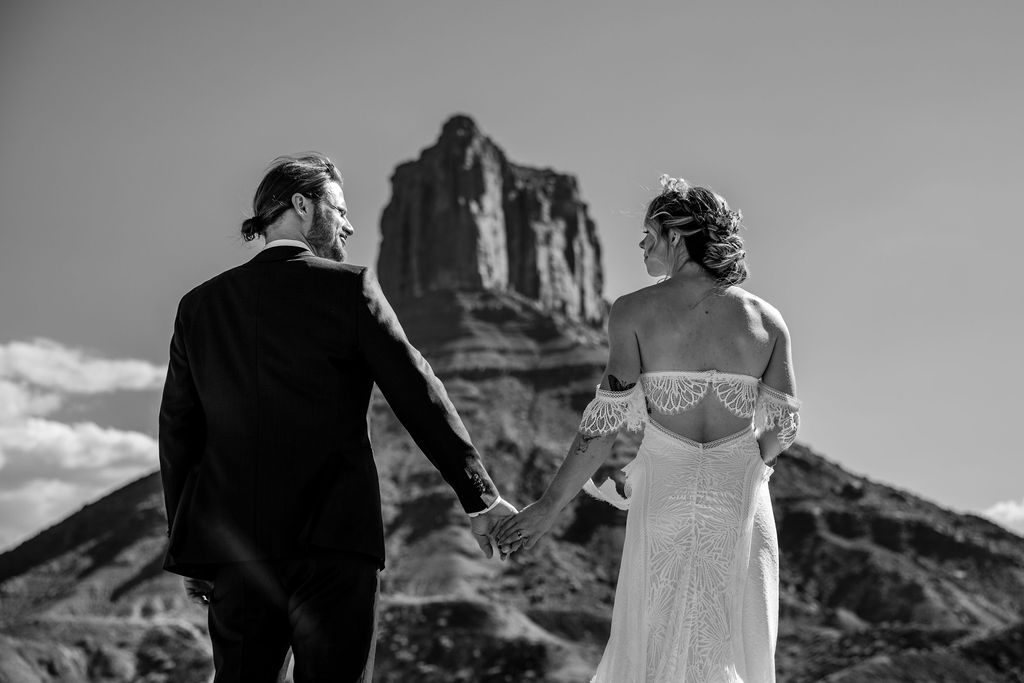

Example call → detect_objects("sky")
1 0 1022 550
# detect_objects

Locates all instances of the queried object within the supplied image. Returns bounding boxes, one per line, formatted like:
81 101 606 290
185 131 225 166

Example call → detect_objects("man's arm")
158 300 206 536
355 268 499 514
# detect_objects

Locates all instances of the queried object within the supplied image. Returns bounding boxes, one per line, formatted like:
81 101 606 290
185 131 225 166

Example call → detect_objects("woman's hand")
492 499 559 554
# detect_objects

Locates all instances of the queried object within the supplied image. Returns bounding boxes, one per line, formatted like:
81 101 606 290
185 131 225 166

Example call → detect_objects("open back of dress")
580 371 799 683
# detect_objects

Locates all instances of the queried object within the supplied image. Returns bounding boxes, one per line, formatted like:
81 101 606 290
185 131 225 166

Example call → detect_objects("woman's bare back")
622 280 784 443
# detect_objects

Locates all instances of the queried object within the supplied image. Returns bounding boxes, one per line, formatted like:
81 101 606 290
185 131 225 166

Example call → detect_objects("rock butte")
379 114 606 327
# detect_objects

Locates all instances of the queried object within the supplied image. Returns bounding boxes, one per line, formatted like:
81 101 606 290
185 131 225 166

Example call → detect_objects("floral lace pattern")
755 384 801 452
589 426 777 682
578 383 647 437
643 370 760 417
579 371 791 681
578 371 799 445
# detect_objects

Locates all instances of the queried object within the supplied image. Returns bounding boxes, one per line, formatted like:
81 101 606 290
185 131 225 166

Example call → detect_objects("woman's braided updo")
645 175 748 287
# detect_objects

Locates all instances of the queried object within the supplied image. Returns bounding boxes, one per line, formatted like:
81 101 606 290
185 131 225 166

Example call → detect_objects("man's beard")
307 205 346 262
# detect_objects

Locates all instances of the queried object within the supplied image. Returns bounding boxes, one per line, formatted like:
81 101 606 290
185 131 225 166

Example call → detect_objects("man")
159 153 515 682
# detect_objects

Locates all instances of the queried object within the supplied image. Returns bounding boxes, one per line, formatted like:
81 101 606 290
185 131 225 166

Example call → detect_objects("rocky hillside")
1 116 1022 683
2 364 1022 683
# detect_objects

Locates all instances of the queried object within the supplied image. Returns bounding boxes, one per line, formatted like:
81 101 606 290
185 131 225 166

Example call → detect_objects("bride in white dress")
494 175 800 683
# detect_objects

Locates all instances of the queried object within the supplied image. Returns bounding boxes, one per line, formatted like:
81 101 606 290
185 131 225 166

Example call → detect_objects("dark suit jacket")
159 245 497 579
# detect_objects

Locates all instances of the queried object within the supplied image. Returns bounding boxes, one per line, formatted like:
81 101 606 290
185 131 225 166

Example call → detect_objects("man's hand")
184 577 214 606
492 499 559 555
469 499 518 560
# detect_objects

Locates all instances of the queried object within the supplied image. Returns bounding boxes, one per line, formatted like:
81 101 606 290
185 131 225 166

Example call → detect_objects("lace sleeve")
755 383 801 451
582 478 631 510
578 384 647 437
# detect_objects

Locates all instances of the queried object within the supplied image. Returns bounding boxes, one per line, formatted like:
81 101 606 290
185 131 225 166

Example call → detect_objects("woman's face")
640 222 670 278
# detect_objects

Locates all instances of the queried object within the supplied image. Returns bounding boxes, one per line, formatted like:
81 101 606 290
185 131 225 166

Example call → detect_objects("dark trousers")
208 548 380 683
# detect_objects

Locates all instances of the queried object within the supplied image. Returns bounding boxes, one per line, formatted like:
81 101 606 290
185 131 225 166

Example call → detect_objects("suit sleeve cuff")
466 495 504 518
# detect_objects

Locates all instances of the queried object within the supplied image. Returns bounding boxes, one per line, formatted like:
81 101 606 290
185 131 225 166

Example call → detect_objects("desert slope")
1 297 1022 681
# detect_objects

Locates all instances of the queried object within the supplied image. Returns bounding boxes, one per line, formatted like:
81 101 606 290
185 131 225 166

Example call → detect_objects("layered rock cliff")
378 115 606 326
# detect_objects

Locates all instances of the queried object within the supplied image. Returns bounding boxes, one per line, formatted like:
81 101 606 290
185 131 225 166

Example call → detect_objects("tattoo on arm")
466 469 494 498
576 433 597 457
607 374 637 392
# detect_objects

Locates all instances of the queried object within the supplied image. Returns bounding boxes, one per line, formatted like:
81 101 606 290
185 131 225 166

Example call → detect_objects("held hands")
470 499 519 560
492 499 558 557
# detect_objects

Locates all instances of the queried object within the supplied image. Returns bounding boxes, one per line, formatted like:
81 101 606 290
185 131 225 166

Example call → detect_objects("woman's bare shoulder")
730 287 789 338
606 282 663 315
609 283 667 323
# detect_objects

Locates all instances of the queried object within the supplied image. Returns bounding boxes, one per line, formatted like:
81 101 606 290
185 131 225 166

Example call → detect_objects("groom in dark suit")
159 153 515 683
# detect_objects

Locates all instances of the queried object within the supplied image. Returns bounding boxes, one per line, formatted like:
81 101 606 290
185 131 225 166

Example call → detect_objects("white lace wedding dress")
579 371 800 683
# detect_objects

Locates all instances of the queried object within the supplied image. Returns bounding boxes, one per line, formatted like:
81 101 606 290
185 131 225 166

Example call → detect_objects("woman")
493 175 800 683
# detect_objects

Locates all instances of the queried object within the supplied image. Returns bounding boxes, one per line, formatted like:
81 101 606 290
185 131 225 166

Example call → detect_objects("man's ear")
291 193 309 219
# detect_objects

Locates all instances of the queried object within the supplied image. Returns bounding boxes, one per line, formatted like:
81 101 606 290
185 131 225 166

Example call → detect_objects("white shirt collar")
262 238 312 252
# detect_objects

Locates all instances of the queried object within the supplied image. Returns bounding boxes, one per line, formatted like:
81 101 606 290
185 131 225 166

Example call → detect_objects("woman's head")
640 175 748 287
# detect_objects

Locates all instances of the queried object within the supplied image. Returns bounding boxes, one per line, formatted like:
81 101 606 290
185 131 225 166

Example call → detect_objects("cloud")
0 418 157 472
0 379 63 422
0 479 83 550
0 338 166 394
982 498 1024 535
0 419 158 551
0 338 166 551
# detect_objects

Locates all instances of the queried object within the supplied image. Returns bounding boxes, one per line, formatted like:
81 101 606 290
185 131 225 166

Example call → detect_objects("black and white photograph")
1 2 1022 682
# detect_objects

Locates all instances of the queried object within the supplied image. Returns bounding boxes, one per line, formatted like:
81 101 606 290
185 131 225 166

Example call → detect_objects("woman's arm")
493 297 642 550
756 308 798 466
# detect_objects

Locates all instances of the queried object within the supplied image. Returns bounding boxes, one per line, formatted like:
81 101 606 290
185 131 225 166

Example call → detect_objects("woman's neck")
668 259 713 284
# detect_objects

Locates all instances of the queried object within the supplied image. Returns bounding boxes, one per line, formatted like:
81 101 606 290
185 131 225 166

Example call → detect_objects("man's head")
241 153 354 261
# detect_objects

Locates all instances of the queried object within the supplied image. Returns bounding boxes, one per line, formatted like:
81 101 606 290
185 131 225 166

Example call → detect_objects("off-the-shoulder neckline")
641 370 760 383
